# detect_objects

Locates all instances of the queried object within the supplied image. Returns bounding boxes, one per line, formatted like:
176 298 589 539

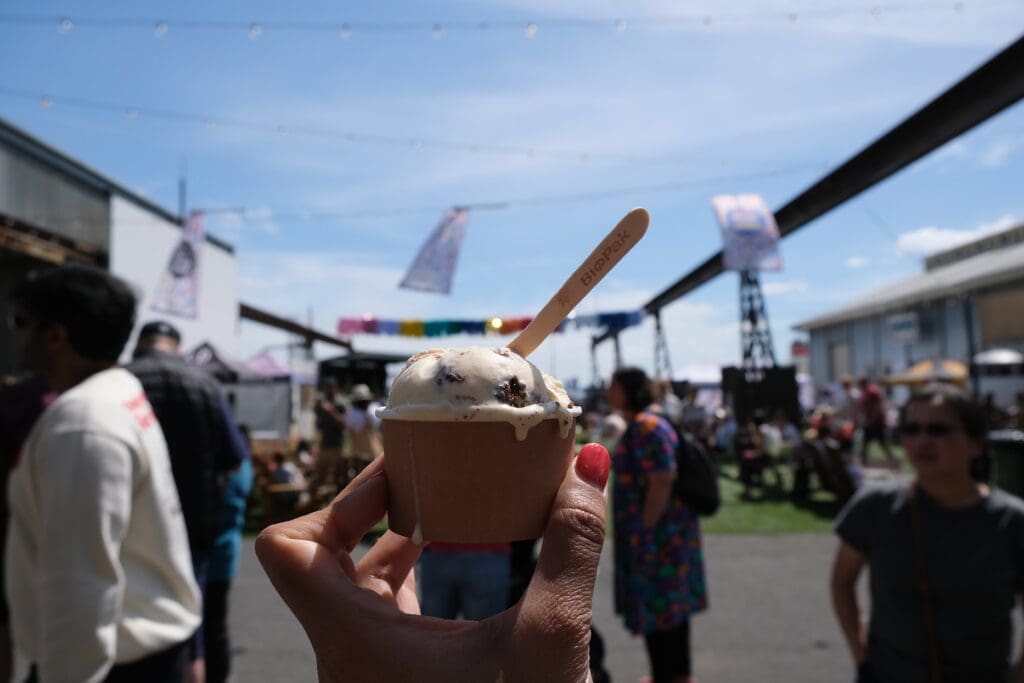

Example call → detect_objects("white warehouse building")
0 117 239 376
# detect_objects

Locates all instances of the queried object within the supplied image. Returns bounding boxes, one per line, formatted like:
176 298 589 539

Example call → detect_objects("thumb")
518 443 609 645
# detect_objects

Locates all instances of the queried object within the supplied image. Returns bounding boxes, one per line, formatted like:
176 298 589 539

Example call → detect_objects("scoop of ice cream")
378 346 580 440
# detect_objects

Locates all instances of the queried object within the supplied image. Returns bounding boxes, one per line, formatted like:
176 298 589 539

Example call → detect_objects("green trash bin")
991 430 1024 497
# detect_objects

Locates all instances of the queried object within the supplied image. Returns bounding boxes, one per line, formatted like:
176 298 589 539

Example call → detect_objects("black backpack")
640 412 721 517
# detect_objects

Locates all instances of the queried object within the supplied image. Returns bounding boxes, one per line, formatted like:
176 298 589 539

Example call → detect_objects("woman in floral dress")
609 367 708 683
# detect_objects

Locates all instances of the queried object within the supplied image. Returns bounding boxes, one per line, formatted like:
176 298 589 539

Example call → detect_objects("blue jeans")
419 549 510 620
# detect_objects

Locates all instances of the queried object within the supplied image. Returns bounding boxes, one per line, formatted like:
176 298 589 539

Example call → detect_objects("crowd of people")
4 263 1024 683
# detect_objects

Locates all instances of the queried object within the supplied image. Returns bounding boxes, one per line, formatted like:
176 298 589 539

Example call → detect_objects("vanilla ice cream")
378 346 580 440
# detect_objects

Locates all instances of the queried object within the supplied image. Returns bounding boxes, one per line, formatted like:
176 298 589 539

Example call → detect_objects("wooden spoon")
507 207 649 358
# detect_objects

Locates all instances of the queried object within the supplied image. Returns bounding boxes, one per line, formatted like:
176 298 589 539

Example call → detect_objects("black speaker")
721 366 801 426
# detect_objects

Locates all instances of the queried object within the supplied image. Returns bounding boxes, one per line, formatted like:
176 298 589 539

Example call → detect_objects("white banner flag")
151 212 203 318
399 207 469 295
710 194 782 272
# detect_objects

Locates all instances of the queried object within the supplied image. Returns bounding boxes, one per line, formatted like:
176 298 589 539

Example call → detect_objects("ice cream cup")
383 417 576 543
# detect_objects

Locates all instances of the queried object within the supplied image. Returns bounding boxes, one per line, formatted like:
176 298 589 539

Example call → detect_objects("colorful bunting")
336 310 644 338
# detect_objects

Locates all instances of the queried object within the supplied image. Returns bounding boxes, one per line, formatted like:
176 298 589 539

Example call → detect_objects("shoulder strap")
908 488 943 683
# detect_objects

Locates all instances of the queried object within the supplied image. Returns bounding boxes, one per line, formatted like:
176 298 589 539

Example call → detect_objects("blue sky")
2 1 1023 387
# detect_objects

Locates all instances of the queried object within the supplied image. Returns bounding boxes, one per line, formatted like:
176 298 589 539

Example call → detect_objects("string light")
189 164 820 226
125 106 138 118
432 23 443 39
0 2 1014 40
2 85 830 170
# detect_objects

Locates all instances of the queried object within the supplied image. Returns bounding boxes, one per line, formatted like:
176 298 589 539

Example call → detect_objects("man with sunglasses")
6 265 201 682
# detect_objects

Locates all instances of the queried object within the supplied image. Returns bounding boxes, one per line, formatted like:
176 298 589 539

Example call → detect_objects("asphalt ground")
229 532 851 682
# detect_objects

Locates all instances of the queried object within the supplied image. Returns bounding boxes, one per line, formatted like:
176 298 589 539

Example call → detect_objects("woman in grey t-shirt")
830 383 1024 683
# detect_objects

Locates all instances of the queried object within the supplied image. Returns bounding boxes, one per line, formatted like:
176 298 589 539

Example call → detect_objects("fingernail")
576 443 610 491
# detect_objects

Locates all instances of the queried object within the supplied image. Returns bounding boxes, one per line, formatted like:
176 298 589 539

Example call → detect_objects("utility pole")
178 159 187 224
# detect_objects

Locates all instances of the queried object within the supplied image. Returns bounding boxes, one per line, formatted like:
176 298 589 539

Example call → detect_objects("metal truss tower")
739 270 776 378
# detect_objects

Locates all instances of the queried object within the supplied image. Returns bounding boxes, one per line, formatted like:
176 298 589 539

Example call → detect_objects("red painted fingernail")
576 443 610 491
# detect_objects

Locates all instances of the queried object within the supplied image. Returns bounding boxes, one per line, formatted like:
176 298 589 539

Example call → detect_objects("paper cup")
383 418 575 543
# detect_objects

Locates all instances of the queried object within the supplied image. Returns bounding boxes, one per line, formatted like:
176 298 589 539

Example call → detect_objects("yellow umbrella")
886 359 969 386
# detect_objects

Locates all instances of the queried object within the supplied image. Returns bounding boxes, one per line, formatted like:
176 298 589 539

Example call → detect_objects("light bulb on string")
524 22 538 38
154 21 168 38
125 107 138 119
871 6 882 19
39 96 53 109
614 19 627 34
788 12 798 22
276 125 289 137
203 118 216 129
57 18 73 33
248 23 262 40
702 16 712 27
340 23 352 40
953 1 965 11
432 24 443 40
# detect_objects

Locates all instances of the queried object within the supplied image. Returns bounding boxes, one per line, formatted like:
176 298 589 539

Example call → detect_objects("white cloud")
980 139 1022 167
845 255 868 268
475 0 1024 47
205 206 279 238
896 214 1018 256
762 280 809 295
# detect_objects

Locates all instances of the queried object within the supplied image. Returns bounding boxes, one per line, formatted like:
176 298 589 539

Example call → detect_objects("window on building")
829 342 851 381
978 286 1024 346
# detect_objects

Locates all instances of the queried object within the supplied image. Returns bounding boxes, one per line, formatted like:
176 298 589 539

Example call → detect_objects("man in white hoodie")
6 264 201 683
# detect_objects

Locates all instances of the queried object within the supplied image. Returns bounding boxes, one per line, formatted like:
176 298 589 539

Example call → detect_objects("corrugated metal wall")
0 142 109 251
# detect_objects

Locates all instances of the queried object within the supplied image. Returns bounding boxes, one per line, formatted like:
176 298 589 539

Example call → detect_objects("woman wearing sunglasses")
830 383 1024 683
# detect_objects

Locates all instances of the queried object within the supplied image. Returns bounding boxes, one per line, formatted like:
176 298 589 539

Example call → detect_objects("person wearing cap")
344 384 382 484
126 320 248 683
7 265 200 681
314 379 347 490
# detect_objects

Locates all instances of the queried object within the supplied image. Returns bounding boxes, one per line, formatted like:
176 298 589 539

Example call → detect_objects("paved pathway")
229 532 850 682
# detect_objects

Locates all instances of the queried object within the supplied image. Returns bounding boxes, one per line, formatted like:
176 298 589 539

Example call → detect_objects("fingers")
322 472 389 553
518 444 609 644
498 444 609 682
531 444 608 599
358 531 424 599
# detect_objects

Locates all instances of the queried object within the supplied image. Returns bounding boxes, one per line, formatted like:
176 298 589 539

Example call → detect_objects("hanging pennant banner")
151 211 204 318
710 193 782 272
399 207 469 295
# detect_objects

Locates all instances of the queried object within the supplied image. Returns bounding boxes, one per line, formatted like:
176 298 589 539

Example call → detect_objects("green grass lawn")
699 461 841 535
701 443 906 535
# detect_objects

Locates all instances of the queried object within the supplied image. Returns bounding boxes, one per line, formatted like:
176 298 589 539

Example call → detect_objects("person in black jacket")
126 321 247 683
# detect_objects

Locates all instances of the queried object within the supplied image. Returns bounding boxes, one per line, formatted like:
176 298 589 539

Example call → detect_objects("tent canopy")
975 348 1024 366
186 341 285 383
886 359 968 387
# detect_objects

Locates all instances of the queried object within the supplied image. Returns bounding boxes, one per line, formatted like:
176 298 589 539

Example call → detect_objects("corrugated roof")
0 116 234 254
794 240 1024 331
